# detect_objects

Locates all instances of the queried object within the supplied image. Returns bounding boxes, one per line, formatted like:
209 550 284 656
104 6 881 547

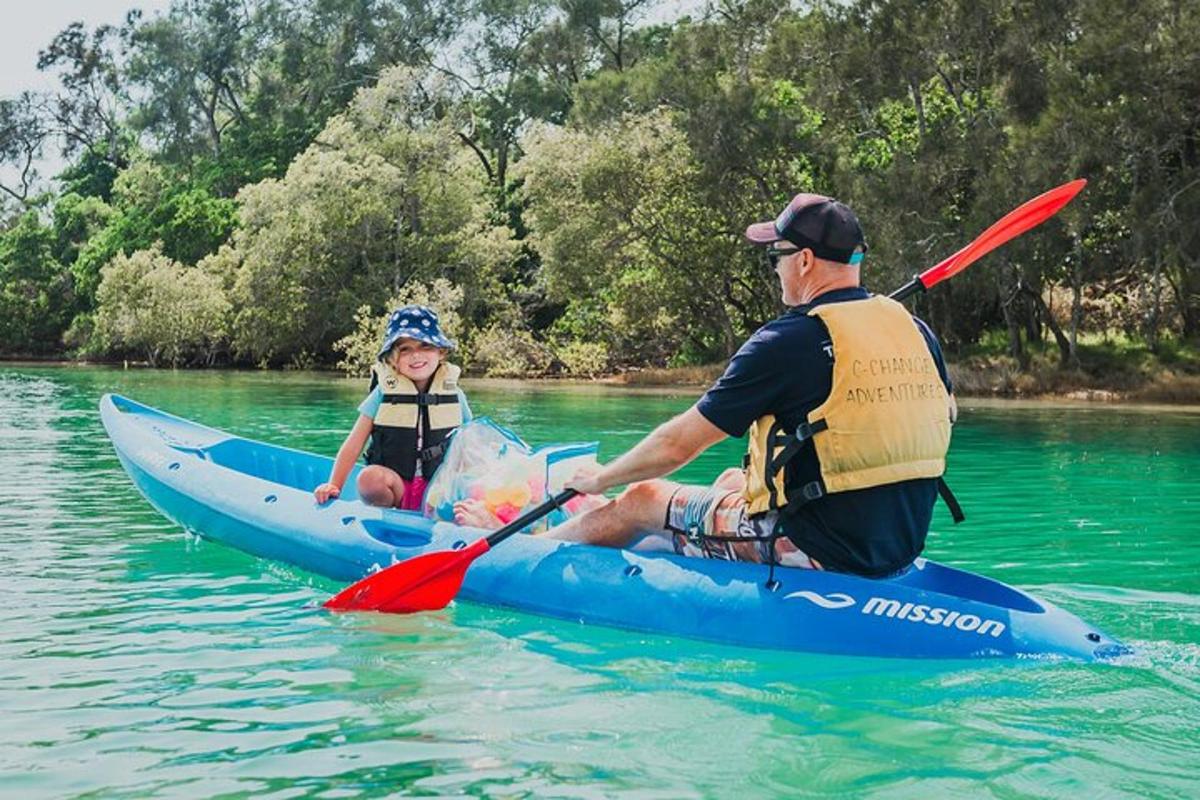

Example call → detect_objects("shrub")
333 279 466 376
555 340 610 377
469 324 553 377
93 247 230 366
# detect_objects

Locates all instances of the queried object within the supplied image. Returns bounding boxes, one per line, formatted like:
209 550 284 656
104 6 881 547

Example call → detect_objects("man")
550 193 959 578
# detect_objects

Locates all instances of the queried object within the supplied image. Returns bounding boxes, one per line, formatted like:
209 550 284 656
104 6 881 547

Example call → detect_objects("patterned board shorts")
664 485 822 570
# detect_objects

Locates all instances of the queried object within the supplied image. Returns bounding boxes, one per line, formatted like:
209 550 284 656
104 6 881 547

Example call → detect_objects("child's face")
387 338 445 383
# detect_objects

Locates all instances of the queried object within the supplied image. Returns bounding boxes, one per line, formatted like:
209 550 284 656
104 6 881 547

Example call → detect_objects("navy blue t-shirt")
697 287 952 577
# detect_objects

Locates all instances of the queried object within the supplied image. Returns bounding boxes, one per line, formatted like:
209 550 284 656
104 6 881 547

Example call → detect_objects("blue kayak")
100 393 1128 660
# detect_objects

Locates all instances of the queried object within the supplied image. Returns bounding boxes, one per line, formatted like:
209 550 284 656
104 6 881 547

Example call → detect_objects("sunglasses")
764 244 802 270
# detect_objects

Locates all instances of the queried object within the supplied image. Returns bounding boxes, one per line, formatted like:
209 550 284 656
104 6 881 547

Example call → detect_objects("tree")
93 246 231 366
0 211 75 354
0 94 52 204
36 20 130 167
219 67 514 365
519 112 777 365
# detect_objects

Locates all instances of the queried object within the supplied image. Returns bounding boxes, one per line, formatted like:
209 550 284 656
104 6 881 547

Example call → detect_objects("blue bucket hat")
377 305 455 360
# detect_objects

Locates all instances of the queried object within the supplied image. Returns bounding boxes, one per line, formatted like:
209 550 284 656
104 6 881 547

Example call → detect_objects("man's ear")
798 248 815 276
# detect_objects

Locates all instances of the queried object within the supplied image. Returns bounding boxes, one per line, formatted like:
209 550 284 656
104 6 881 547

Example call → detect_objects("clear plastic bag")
423 418 601 531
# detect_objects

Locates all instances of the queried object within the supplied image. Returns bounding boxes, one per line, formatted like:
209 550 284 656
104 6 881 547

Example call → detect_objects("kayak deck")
100 393 1128 660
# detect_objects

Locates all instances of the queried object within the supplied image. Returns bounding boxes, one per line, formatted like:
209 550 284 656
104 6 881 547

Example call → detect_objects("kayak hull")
100 393 1126 660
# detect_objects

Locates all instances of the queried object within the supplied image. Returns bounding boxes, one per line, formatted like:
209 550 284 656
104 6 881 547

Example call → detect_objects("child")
314 305 471 510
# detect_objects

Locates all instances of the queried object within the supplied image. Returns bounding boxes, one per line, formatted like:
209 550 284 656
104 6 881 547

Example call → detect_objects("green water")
2 365 1198 798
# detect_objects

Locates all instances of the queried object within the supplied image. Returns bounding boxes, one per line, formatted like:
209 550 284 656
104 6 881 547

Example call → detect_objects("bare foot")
454 499 501 529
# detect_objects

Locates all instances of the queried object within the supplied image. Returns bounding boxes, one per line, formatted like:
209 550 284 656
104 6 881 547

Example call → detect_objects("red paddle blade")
324 538 490 613
919 178 1086 291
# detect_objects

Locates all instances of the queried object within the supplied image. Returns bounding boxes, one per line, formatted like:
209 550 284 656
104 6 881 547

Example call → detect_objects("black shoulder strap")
937 477 965 523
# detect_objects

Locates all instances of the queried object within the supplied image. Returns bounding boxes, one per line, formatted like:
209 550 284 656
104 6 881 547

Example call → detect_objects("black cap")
745 193 867 264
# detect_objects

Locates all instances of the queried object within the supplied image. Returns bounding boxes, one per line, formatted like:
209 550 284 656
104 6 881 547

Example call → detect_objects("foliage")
518 111 772 366
0 0 1197 383
92 246 230 366
221 66 513 366
470 324 554 377
334 279 467 377
0 211 75 354
555 340 610 377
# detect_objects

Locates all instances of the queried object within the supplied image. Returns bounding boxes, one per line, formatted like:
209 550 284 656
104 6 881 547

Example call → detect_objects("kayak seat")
204 438 340 495
893 560 1044 613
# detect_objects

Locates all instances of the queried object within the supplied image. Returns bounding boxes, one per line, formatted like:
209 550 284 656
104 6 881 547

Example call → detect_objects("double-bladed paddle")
327 178 1086 615
325 489 578 613
890 178 1086 301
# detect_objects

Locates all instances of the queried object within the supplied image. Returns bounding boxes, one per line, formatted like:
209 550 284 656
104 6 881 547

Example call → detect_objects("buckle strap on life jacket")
772 418 829 469
382 392 460 406
770 419 964 525
419 441 447 462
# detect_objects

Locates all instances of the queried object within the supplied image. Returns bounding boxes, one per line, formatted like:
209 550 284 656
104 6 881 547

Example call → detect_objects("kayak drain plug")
1086 632 1101 643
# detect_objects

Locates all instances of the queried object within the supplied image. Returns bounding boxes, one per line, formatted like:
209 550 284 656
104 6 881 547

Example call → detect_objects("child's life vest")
365 361 464 481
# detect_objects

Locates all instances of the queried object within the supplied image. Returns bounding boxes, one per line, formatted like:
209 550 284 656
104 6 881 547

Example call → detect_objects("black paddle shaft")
889 276 927 302
484 489 580 548
486 273 920 552
493 270 919 551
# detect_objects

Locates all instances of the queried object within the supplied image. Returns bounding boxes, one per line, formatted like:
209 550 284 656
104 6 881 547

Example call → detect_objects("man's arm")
568 405 728 495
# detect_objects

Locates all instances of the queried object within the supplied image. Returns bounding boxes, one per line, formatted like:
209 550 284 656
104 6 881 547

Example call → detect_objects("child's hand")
314 482 341 504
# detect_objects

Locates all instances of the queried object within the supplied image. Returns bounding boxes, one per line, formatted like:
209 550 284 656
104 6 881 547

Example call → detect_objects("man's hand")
314 482 341 504
564 406 728 496
565 462 607 496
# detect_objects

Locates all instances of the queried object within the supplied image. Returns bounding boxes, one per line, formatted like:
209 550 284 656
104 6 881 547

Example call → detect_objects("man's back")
696 287 953 576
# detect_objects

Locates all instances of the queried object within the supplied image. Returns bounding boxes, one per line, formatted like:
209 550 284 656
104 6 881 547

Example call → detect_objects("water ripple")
1 366 1198 798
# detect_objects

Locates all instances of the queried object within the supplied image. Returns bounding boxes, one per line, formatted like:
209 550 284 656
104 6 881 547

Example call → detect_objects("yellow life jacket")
743 295 953 515
366 361 464 479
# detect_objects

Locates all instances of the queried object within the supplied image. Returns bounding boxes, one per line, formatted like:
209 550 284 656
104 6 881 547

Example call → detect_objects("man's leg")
356 465 407 508
711 467 745 492
543 479 679 548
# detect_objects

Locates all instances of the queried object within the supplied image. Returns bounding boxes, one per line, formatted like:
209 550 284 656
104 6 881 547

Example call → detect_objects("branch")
457 130 494 182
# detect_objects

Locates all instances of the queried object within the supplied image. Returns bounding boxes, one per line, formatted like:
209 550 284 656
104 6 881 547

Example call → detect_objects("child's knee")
358 466 400 507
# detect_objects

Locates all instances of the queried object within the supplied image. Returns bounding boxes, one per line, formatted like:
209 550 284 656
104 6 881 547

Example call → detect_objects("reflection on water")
1 365 1197 798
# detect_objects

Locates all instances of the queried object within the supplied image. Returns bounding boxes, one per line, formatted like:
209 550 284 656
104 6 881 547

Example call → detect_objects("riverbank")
614 339 1200 404
8 336 1200 404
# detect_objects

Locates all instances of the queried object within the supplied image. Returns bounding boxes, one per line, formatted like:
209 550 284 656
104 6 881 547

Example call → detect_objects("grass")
950 331 1200 402
613 363 726 387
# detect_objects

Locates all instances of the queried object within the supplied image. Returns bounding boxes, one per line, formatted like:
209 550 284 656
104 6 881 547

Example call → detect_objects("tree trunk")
908 74 926 140
1148 258 1163 352
1020 283 1071 367
1069 233 1083 368
1170 254 1200 338
1001 267 1029 370
1001 291 1028 370
1023 294 1040 346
